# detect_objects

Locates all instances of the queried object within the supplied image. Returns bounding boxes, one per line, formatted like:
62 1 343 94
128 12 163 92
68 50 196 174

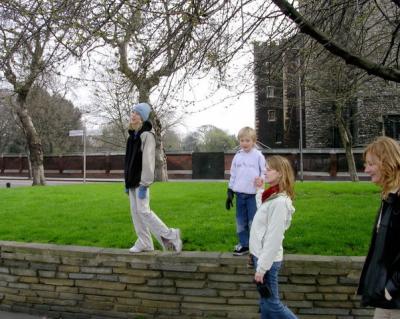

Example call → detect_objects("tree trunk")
335 103 359 182
152 114 168 182
15 99 46 186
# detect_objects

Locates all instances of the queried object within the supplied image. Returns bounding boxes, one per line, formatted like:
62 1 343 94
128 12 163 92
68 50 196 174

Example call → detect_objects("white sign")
69 130 84 137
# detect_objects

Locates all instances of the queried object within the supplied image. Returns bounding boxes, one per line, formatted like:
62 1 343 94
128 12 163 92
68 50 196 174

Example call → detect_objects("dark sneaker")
233 244 249 256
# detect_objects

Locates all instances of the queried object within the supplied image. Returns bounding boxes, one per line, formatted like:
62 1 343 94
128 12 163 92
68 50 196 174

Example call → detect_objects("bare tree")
82 0 271 180
0 1 88 185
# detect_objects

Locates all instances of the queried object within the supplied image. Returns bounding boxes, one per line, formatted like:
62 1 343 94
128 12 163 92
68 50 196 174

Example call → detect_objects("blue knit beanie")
132 102 151 121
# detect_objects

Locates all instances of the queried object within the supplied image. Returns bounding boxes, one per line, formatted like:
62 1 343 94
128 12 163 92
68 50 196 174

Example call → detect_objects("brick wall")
0 241 373 319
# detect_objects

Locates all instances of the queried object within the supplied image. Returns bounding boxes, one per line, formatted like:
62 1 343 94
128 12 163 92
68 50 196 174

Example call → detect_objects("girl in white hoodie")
250 155 297 319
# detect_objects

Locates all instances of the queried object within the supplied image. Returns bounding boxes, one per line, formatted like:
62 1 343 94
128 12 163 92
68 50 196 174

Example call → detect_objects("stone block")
183 295 227 304
198 265 236 274
150 262 197 272
81 266 112 274
163 271 205 279
8 283 30 290
177 288 218 297
318 286 356 294
3 260 29 268
11 268 37 277
175 280 205 288
305 293 324 300
79 300 114 310
141 299 180 309
285 300 313 308
38 270 56 278
69 273 96 280
290 276 316 284
280 284 317 293
74 279 126 290
117 275 145 284
181 301 257 313
147 278 174 287
58 265 80 273
39 278 74 286
0 267 9 274
30 262 57 271
299 307 350 315
0 274 18 282
284 292 305 300
324 293 349 301
126 284 176 294
4 294 26 302
96 274 119 281
58 292 84 300
227 298 258 306
55 286 79 293
113 267 161 278
30 283 55 291
315 301 354 308
351 308 374 316
116 297 141 306
317 276 338 285
135 291 181 302
79 287 132 297
208 273 252 283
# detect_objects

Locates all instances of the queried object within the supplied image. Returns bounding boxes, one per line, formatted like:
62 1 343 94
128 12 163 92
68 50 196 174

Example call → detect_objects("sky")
177 89 255 136
67 48 256 137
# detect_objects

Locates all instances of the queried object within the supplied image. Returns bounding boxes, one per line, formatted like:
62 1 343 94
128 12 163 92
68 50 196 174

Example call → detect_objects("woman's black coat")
358 192 400 308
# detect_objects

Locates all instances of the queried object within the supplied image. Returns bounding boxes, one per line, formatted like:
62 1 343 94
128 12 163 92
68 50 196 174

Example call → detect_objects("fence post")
329 151 337 177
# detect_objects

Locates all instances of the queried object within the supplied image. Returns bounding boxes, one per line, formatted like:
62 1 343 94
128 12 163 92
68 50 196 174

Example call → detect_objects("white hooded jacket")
249 190 295 275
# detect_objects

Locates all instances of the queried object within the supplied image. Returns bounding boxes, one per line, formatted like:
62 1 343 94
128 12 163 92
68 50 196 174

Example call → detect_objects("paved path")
0 177 121 188
0 311 45 318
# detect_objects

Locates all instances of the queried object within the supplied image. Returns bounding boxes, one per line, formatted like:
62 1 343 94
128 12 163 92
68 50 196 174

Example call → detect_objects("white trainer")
129 246 142 253
129 245 153 253
170 228 182 253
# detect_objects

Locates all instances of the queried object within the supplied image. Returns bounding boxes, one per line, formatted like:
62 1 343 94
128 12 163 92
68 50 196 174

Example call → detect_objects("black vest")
124 122 152 189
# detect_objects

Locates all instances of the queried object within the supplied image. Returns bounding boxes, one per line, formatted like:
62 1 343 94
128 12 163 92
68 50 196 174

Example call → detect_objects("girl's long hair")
364 136 400 199
267 155 295 200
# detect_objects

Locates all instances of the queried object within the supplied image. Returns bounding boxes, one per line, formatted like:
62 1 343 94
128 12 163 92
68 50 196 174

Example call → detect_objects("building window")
268 110 276 122
384 115 400 140
266 86 275 98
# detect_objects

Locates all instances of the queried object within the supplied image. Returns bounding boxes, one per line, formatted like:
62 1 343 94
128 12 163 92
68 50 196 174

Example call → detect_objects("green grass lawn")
0 181 381 256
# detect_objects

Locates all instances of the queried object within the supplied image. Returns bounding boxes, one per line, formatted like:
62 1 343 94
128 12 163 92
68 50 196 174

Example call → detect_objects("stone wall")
0 241 374 319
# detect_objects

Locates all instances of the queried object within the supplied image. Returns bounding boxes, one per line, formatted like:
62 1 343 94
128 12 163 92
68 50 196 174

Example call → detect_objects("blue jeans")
235 192 256 247
253 259 298 319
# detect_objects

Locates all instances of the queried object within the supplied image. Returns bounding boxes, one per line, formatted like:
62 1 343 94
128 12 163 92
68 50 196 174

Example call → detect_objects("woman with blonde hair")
358 136 400 317
250 155 298 319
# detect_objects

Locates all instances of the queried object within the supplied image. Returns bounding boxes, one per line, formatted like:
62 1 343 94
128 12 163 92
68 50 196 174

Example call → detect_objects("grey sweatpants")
128 187 175 250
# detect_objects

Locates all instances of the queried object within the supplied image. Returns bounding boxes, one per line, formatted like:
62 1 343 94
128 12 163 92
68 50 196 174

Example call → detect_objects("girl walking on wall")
124 102 182 253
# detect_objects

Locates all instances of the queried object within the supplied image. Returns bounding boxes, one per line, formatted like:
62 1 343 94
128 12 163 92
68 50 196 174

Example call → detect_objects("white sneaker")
170 228 182 253
129 245 153 253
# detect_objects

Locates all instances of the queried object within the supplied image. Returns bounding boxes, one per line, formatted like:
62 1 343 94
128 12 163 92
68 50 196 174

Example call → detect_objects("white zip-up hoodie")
249 190 295 275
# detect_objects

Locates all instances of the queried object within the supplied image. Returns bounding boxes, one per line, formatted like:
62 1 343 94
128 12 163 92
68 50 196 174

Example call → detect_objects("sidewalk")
0 311 45 318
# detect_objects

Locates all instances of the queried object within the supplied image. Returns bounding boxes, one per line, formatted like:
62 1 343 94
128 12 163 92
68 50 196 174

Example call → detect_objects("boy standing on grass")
226 127 266 259
124 102 182 253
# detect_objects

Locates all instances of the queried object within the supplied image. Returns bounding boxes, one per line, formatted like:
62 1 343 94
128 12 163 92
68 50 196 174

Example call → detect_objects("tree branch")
271 0 400 82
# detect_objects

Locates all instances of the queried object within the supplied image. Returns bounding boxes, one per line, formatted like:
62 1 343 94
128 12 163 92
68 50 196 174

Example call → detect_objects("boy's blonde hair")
267 155 295 200
363 136 400 199
238 127 256 142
